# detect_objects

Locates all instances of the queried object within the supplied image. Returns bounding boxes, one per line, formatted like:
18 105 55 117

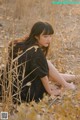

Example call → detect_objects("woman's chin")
44 44 49 47
40 44 49 47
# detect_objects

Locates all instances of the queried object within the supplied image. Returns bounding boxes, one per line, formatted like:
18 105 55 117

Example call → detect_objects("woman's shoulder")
32 47 46 60
29 45 43 52
26 45 44 57
26 45 39 52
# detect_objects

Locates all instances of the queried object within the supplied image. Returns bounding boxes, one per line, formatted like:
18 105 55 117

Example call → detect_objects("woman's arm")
41 76 55 96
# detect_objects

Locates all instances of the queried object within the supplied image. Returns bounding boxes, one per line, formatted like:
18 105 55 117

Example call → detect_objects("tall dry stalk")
0 37 39 113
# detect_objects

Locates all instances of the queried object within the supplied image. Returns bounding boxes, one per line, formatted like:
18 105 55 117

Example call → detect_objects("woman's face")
36 33 53 47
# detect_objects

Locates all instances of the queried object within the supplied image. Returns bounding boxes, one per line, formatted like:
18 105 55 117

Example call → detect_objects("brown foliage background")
0 0 80 73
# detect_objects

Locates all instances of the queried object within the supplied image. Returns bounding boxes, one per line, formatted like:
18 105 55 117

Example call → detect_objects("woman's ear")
35 36 39 40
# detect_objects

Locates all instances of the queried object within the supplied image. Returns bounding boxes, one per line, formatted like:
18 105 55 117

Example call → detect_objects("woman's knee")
47 60 52 65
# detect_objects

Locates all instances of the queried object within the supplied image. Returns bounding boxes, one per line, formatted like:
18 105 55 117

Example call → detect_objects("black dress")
4 40 49 103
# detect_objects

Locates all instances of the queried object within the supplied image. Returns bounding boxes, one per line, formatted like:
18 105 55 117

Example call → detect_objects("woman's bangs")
43 24 54 35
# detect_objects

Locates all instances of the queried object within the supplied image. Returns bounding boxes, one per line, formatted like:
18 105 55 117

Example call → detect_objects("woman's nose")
48 37 52 43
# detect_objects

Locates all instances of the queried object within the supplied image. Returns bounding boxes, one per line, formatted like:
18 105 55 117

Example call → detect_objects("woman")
7 21 77 103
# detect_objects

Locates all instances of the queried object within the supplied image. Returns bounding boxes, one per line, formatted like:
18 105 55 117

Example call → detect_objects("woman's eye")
43 35 52 38
44 35 48 38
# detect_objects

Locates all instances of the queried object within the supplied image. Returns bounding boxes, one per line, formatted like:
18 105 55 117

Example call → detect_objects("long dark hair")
26 21 54 56
9 21 54 56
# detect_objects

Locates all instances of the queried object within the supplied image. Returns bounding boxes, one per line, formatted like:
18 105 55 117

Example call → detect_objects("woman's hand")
50 88 61 96
41 76 61 97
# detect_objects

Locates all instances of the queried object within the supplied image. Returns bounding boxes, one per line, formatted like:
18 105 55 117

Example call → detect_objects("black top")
9 40 49 102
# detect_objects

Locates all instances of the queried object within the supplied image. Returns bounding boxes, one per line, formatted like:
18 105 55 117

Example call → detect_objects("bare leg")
60 73 76 82
47 60 76 90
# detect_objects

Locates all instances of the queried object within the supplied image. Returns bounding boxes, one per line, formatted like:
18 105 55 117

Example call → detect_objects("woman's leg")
59 73 76 82
47 60 76 90
60 73 80 82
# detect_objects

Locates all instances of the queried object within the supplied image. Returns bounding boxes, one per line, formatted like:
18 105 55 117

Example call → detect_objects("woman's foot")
64 82 76 90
